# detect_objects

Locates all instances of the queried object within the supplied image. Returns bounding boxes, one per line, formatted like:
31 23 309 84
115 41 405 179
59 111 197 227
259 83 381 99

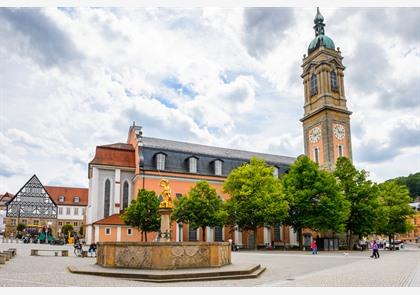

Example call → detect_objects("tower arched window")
310 74 318 96
122 181 129 210
104 179 111 218
314 147 319 164
331 71 338 91
338 145 343 157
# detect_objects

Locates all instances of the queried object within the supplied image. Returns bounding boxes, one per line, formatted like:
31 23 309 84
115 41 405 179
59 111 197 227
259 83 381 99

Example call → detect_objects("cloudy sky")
0 7 419 193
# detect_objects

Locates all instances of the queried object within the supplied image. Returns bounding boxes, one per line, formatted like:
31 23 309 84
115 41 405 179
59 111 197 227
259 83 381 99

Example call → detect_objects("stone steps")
68 263 266 283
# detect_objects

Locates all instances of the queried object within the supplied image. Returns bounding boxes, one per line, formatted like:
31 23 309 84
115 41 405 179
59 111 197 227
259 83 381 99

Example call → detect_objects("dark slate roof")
142 137 296 165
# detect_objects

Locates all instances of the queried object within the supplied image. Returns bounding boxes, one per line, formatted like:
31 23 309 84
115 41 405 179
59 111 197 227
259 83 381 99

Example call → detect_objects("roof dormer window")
273 166 279 178
58 195 65 202
188 157 198 173
156 153 166 170
74 196 80 203
214 160 223 176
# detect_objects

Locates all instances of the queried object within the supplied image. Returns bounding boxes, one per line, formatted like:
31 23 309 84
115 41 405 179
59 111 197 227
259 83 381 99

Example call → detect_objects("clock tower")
301 8 353 170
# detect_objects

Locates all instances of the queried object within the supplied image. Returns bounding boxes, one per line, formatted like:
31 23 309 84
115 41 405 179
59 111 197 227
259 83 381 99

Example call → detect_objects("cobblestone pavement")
1 241 419 287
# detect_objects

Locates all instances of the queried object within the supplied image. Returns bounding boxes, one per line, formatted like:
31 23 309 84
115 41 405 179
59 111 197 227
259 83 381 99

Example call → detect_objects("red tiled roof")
93 214 126 225
44 186 88 206
89 142 135 168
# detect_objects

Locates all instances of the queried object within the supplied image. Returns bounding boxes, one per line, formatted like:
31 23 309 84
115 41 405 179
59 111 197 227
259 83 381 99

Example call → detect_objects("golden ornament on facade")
159 179 173 208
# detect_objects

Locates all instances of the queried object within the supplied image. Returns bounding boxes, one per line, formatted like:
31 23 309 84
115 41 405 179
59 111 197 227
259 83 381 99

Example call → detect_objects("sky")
0 7 419 193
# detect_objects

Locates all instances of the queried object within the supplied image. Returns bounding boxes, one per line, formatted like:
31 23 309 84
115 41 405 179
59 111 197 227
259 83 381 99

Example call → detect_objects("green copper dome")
308 35 335 53
308 8 335 54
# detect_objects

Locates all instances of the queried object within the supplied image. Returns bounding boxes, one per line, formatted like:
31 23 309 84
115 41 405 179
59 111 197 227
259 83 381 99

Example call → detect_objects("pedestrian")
311 239 318 255
371 240 380 259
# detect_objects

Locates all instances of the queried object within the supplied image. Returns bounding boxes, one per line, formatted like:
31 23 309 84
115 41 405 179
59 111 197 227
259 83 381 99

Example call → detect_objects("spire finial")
313 7 325 37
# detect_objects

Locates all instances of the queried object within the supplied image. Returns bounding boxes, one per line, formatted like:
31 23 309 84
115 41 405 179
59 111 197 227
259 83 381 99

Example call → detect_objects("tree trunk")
144 231 148 242
347 230 353 251
202 226 206 242
389 235 392 251
298 228 303 250
254 228 258 250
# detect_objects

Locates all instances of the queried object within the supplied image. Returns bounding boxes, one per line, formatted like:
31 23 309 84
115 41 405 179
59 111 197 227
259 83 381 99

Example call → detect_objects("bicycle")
74 243 83 257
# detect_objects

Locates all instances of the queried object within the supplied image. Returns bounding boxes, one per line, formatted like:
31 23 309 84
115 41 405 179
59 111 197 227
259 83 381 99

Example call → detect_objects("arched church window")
338 145 343 157
314 147 319 164
156 153 166 170
310 74 318 96
104 179 111 218
331 71 338 91
122 181 129 210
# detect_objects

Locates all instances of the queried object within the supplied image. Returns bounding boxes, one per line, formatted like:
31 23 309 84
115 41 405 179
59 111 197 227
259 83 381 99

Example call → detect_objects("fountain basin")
96 241 231 270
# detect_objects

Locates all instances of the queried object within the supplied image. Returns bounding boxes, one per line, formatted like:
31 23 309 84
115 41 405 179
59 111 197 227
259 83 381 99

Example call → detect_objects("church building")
86 8 352 248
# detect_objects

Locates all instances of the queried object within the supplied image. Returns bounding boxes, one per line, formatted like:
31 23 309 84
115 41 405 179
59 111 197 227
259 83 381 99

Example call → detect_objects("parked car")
385 240 404 250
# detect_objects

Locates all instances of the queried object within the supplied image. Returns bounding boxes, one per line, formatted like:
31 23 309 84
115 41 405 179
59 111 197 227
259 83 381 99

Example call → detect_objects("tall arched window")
330 71 338 91
310 74 318 96
314 147 319 164
338 145 343 157
122 181 129 210
104 179 111 217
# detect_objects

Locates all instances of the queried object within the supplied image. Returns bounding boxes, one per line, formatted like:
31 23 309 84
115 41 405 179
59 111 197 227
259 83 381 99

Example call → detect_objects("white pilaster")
114 169 121 214
264 227 271 245
94 226 99 243
117 226 121 242
206 227 212 242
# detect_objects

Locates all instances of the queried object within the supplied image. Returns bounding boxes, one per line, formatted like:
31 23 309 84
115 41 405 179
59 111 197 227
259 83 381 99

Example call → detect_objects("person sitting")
88 243 97 257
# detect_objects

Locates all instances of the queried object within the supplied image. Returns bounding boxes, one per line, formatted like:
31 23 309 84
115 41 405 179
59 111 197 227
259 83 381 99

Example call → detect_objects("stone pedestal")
158 207 172 242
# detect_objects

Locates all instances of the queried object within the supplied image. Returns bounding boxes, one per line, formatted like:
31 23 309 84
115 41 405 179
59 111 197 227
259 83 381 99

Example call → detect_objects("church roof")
142 136 295 165
44 186 88 206
89 143 136 168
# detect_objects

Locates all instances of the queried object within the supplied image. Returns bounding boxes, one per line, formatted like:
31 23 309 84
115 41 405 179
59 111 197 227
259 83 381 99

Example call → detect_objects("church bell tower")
301 8 353 170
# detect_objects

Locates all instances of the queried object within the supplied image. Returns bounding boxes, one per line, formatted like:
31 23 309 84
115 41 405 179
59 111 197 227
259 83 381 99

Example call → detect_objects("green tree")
282 156 350 249
79 226 84 236
334 157 381 250
171 181 227 242
377 181 415 249
122 189 161 241
61 224 74 236
387 172 420 201
223 157 288 250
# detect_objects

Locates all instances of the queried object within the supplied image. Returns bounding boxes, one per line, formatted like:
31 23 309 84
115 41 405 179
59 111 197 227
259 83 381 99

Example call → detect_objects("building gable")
6 174 57 219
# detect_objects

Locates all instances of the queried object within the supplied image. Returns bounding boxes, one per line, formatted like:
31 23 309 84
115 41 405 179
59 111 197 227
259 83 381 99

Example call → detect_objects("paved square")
1 241 419 287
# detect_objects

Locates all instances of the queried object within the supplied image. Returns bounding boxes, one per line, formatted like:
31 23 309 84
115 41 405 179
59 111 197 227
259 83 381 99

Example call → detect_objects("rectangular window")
274 223 282 241
176 193 183 200
66 208 71 215
105 228 111 235
74 208 78 215
74 196 80 203
66 221 70 225
188 227 197 241
189 157 197 173
21 219 27 224
74 222 78 227
215 160 222 176
58 221 63 226
127 228 133 236
156 153 166 170
11 219 16 226
33 220 39 225
58 207 63 215
214 226 223 242
59 195 65 202
82 208 86 215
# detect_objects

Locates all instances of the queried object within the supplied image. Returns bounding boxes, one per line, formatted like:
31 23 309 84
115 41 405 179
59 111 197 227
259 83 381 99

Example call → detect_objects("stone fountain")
95 179 231 270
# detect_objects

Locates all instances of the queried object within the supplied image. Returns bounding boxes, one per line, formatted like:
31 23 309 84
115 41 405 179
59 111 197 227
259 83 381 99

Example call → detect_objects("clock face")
334 124 345 140
309 127 321 143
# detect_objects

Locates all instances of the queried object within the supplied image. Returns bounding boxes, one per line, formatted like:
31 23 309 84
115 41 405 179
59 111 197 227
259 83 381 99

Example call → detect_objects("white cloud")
0 7 418 193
